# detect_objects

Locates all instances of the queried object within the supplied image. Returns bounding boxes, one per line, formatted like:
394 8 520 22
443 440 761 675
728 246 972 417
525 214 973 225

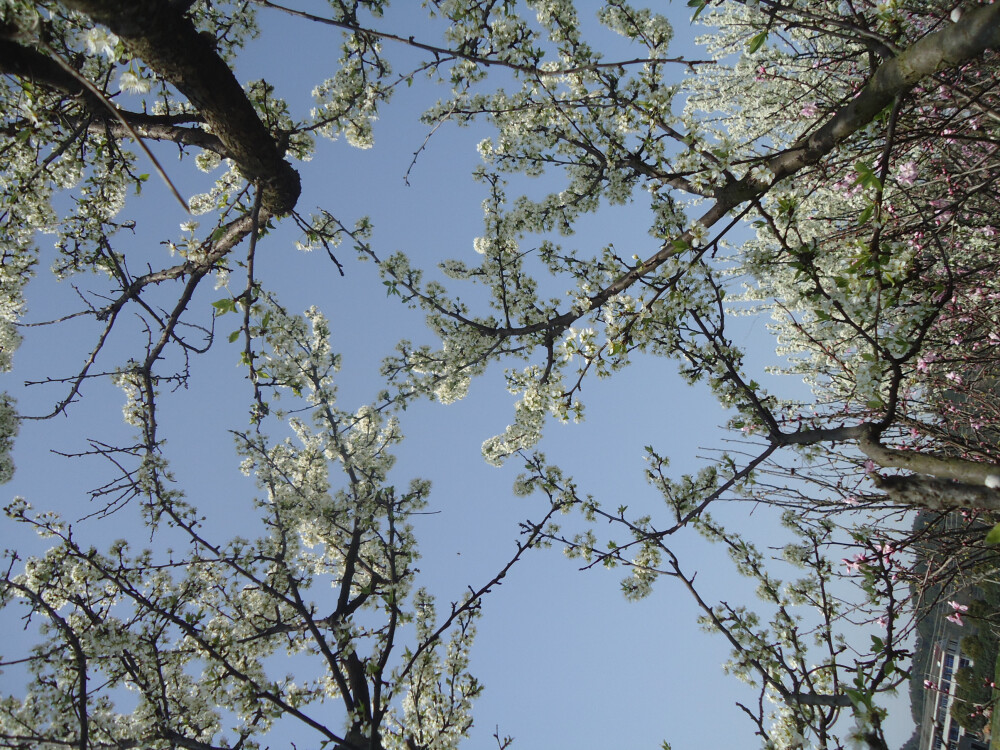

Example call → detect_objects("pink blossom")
800 101 820 117
877 542 896 566
948 600 969 612
877 616 888 628
896 161 918 186
832 175 862 198
843 553 867 573
842 495 860 506
946 612 964 626
863 459 876 474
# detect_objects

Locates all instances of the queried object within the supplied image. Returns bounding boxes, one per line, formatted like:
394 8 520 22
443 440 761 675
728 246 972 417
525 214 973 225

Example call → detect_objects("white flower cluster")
383 592 482 750
598 2 673 54
83 27 119 59
0 393 18 484
766 708 807 750
188 160 244 215
311 34 389 150
119 68 151 94
111 364 148 428
482 366 566 465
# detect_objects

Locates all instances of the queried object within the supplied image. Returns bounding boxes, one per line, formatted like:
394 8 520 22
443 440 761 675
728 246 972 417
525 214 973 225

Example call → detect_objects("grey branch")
873 474 1000 510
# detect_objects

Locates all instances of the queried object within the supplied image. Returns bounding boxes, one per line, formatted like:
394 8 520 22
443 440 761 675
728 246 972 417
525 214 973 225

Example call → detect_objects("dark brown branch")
62 0 300 214
0 37 89 97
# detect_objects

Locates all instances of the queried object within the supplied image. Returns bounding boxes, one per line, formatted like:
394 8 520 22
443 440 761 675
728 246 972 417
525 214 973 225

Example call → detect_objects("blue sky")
0 2 917 748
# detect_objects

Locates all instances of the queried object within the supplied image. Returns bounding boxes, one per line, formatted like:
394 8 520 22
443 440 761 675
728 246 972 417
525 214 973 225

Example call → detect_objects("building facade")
918 633 975 750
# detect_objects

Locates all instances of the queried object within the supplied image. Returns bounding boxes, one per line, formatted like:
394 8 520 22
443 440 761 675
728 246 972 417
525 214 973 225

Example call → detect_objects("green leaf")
871 634 884 653
985 522 1000 544
212 298 237 314
687 0 707 22
858 203 875 225
747 31 767 54
228 330 240 343
853 160 882 190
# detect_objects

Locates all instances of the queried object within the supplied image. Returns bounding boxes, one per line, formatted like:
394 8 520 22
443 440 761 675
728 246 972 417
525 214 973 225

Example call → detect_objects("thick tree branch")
857 427 1000 486
773 421 1000 484
873 474 1000 510
0 37 88 95
727 2 1000 202
83 116 224 153
0 39 225 152
578 3 1000 330
62 0 300 214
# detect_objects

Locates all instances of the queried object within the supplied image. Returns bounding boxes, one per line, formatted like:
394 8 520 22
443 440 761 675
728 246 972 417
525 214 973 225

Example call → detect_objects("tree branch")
873 473 1000 510
62 0 300 214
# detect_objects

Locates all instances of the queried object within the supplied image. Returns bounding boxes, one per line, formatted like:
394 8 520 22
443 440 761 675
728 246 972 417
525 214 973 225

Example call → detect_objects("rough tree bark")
60 0 300 215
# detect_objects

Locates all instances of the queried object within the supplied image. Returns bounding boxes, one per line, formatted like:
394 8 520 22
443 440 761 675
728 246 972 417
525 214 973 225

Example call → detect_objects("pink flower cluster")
946 600 968 626
896 161 918 186
800 101 820 117
842 542 896 574
843 552 867 573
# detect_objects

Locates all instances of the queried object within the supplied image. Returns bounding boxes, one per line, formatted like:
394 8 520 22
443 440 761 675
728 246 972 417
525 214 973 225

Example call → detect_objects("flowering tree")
2 0 1000 749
